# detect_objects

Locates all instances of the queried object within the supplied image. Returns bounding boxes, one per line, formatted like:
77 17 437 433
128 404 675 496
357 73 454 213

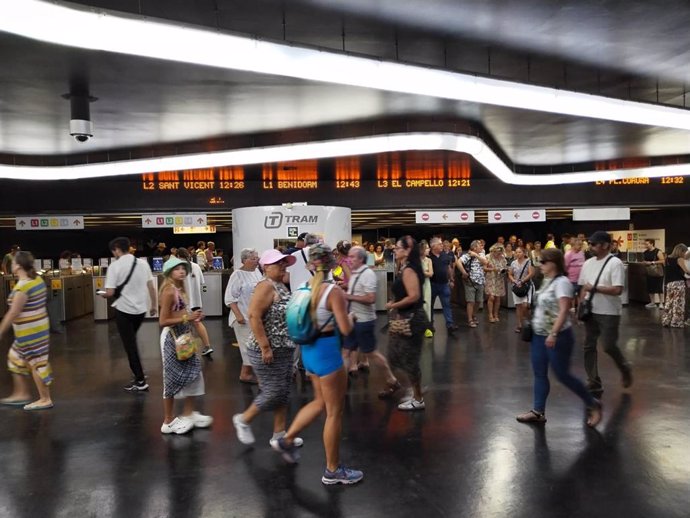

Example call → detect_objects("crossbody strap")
300 249 314 276
117 256 138 292
517 260 529 281
591 255 615 293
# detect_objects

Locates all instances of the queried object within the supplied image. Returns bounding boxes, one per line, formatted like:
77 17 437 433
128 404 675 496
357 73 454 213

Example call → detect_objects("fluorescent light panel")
1 1 690 131
1 132 689 185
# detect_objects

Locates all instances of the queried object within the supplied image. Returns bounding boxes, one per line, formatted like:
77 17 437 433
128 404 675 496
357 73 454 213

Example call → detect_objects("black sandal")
378 381 402 399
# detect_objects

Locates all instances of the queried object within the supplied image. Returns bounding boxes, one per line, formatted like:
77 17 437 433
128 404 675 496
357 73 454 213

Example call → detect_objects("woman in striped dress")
0 251 53 410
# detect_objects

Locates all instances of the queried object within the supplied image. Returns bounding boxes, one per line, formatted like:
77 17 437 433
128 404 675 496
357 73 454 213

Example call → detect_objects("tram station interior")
1 1 690 517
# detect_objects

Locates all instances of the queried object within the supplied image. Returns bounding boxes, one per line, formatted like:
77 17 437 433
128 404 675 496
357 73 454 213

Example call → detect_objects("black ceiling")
1 0 690 167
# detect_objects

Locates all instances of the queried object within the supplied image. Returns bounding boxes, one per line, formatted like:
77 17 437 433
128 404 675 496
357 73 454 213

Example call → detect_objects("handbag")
645 263 664 278
520 320 533 342
577 256 614 322
511 261 531 297
170 328 199 361
388 309 412 336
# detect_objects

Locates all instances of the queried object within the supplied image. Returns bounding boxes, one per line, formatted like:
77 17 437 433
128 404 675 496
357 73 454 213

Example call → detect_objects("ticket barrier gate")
93 275 114 321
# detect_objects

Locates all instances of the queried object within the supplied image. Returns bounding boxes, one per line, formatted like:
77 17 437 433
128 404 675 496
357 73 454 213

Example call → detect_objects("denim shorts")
301 334 343 377
343 320 377 353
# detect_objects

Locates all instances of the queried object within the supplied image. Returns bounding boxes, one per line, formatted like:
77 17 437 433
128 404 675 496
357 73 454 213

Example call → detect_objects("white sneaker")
645 302 657 309
269 432 304 449
189 411 213 428
232 413 255 445
397 398 426 411
658 304 665 310
161 416 194 435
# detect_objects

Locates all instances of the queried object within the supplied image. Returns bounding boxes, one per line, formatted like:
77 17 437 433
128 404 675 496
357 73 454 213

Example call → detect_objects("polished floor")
0 304 688 518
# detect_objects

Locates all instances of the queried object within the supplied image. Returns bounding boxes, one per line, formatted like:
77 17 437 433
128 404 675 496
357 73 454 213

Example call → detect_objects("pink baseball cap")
259 249 297 267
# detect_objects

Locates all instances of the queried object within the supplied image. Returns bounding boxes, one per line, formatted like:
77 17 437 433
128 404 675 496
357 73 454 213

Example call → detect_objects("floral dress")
485 255 507 296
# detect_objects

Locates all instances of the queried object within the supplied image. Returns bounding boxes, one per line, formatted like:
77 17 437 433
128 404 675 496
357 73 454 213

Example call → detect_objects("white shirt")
184 261 205 310
224 268 263 326
287 246 313 291
578 254 625 316
347 265 377 322
104 254 154 315
196 248 207 270
532 276 573 336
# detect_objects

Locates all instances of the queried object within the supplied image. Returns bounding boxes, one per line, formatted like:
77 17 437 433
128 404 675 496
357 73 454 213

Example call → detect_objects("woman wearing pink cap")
233 249 304 450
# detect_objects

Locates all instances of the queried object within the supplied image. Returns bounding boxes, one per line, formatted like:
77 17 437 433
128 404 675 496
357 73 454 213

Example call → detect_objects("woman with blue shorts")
272 244 363 486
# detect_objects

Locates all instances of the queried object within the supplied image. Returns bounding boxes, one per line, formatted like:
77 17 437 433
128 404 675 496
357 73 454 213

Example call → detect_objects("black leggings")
115 310 146 381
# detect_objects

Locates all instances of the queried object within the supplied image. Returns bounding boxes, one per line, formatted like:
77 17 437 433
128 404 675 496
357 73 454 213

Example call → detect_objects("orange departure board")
335 157 361 189
141 167 245 191
376 152 471 188
140 152 473 193
592 158 685 186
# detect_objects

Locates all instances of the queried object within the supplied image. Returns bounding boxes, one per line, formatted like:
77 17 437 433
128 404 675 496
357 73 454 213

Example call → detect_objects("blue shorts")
571 282 581 297
301 334 343 377
343 320 377 353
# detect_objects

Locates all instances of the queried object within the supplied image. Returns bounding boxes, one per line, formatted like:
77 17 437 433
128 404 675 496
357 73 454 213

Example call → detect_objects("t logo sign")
264 212 283 228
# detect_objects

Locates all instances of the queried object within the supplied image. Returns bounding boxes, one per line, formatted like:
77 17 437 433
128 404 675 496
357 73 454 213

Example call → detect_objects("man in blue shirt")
429 237 458 335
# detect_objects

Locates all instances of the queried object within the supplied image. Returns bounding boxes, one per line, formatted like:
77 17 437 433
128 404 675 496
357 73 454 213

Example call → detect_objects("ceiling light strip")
2 1 690 130
1 133 689 186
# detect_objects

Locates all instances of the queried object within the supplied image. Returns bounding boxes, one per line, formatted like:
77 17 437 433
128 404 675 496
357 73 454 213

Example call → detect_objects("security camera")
70 119 93 142
63 89 97 143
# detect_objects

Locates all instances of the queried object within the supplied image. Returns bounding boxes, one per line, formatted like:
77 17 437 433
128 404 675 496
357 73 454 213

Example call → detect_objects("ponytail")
309 268 326 321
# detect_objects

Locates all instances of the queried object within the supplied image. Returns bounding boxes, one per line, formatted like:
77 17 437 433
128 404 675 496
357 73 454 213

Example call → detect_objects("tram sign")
415 210 475 224
488 209 545 223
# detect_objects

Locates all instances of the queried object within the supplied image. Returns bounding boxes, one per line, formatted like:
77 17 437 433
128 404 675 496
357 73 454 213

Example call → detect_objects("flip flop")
0 399 32 407
23 402 54 411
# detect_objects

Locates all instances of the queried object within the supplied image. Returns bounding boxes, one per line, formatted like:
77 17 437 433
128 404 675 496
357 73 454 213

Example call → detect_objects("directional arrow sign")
489 210 545 224
143 214 207 228
415 210 475 224
16 215 84 230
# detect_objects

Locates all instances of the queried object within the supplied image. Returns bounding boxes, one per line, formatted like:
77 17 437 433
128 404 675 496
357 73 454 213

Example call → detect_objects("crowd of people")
0 230 689 487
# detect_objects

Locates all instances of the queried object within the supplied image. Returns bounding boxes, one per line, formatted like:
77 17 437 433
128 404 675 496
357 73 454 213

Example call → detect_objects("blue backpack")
286 285 333 345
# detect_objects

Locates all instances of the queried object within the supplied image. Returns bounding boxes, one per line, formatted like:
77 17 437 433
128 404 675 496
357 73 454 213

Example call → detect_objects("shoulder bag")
388 266 413 336
645 250 664 277
113 256 137 300
577 256 614 322
511 261 531 298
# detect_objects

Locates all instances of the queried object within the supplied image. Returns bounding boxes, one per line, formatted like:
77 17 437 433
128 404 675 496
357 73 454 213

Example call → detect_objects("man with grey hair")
343 246 399 392
287 233 319 291
457 240 488 328
429 237 458 335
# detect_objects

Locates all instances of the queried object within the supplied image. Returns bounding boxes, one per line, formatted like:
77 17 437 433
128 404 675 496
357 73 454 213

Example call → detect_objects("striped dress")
7 277 52 385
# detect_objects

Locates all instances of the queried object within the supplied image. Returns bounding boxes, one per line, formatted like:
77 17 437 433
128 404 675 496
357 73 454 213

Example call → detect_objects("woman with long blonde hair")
272 244 362 485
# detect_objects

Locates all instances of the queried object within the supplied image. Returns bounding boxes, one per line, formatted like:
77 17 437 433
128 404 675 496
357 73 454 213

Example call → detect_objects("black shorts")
343 320 377 353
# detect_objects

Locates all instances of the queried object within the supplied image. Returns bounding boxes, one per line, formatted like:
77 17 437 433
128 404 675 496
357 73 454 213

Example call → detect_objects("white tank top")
315 283 336 327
